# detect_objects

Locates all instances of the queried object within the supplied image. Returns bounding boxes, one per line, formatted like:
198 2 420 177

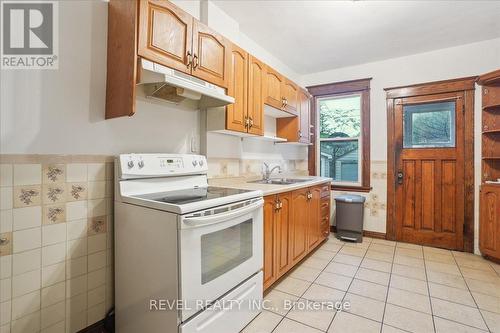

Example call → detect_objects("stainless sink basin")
248 178 310 185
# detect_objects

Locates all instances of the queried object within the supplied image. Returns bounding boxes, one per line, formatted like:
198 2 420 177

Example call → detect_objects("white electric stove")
114 154 264 333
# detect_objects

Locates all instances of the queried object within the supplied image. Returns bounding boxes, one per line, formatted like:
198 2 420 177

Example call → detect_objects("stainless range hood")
137 58 234 108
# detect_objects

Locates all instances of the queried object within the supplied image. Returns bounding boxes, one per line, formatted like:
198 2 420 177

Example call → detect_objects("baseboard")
78 320 106 333
330 226 386 240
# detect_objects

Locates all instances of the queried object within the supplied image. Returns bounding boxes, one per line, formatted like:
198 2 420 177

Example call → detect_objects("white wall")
301 38 500 252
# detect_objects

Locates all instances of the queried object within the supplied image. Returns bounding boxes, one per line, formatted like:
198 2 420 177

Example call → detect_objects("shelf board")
482 157 500 160
483 105 500 111
482 129 500 134
484 182 500 186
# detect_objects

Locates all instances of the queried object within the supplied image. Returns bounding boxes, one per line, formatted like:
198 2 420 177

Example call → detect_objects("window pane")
320 140 359 182
319 95 361 138
403 101 456 148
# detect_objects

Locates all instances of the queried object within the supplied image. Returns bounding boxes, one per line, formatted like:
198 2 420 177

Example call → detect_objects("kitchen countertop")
208 176 332 196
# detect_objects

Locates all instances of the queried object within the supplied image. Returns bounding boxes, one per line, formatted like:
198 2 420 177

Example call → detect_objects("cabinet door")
290 188 309 263
308 186 322 250
247 55 265 136
282 79 298 115
264 67 284 110
298 89 311 144
263 196 277 290
276 192 292 278
138 0 192 73
480 186 500 258
192 20 230 88
226 44 248 133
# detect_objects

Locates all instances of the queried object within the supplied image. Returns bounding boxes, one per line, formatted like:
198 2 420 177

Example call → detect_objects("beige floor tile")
434 316 487 333
333 254 362 266
320 242 342 253
423 246 452 256
383 304 434 333
286 298 336 331
431 297 488 330
466 278 500 298
491 262 500 276
302 283 345 303
481 309 500 333
316 272 353 291
396 242 423 251
371 239 396 247
428 282 475 306
344 292 385 321
273 318 323 333
395 247 423 259
328 311 381 333
392 264 426 281
324 262 358 277
382 324 408 333
310 249 336 261
339 246 367 258
289 266 322 283
343 240 370 249
390 275 429 295
461 267 500 283
426 261 461 276
348 279 388 301
356 268 390 286
427 270 467 290
241 310 283 333
387 288 431 314
274 276 311 297
361 258 392 273
455 257 496 272
302 257 330 270
264 290 299 316
365 250 394 263
424 252 457 264
393 255 425 268
368 243 395 254
472 292 500 314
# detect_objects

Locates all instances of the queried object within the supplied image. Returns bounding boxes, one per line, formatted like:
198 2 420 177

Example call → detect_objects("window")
308 78 371 192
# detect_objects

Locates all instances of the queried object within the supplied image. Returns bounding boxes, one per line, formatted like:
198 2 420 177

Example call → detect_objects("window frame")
307 78 372 192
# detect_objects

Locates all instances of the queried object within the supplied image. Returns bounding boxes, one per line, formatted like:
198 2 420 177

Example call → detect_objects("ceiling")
213 1 500 74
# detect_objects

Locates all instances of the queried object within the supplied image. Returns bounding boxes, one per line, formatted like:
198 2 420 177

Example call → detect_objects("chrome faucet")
263 162 281 181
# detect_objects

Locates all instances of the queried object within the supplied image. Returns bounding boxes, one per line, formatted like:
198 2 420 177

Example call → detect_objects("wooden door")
263 196 277 290
226 44 248 133
394 92 465 250
247 55 265 135
138 0 192 73
307 186 321 250
298 89 311 144
191 20 229 88
290 188 309 263
282 79 298 115
276 192 292 278
480 185 500 257
264 67 284 110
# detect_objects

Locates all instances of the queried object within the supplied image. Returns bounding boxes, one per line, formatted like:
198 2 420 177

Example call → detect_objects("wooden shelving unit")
478 68 500 262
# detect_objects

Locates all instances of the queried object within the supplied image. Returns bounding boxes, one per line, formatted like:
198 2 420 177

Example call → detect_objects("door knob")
397 171 404 185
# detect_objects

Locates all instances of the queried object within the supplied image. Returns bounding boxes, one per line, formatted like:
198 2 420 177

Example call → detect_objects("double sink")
248 178 310 185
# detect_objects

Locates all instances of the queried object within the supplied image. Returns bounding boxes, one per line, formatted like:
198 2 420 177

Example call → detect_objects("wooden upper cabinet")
226 43 248 133
298 89 311 143
264 67 285 109
282 79 298 115
138 0 192 74
192 20 230 88
247 55 265 136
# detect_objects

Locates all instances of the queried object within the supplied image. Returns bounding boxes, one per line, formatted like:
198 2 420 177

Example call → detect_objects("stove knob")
192 160 198 167
127 160 134 169
199 159 204 166
138 160 144 169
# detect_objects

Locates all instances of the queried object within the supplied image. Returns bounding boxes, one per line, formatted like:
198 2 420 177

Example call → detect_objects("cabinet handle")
186 51 192 69
244 116 249 129
298 130 302 139
275 199 281 211
284 98 288 107
192 54 199 70
249 117 254 129
306 191 312 200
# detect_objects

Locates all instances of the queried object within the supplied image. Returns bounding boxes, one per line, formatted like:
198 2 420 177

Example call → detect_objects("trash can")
335 194 366 243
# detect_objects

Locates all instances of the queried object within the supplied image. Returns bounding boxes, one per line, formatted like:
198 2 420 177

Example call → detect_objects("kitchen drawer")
321 198 330 218
320 184 331 198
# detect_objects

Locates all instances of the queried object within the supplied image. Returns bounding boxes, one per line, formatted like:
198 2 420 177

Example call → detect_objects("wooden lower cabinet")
263 183 331 290
480 184 500 260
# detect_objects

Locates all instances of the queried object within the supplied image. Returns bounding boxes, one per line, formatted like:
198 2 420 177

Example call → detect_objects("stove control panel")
118 154 208 179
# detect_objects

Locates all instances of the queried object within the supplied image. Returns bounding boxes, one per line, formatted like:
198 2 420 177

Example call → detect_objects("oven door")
178 198 263 321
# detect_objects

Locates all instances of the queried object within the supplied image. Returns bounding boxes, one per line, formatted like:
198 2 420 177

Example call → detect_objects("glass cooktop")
135 186 252 205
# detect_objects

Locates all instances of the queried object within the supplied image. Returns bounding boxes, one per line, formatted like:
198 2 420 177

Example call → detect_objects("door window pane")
319 95 361 138
320 140 359 182
201 219 253 284
403 101 456 148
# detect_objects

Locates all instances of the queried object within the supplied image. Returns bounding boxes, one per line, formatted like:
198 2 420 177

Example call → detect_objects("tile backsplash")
0 155 114 333
207 158 309 179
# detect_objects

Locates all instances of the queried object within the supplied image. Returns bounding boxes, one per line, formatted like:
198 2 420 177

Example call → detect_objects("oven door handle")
183 199 263 227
